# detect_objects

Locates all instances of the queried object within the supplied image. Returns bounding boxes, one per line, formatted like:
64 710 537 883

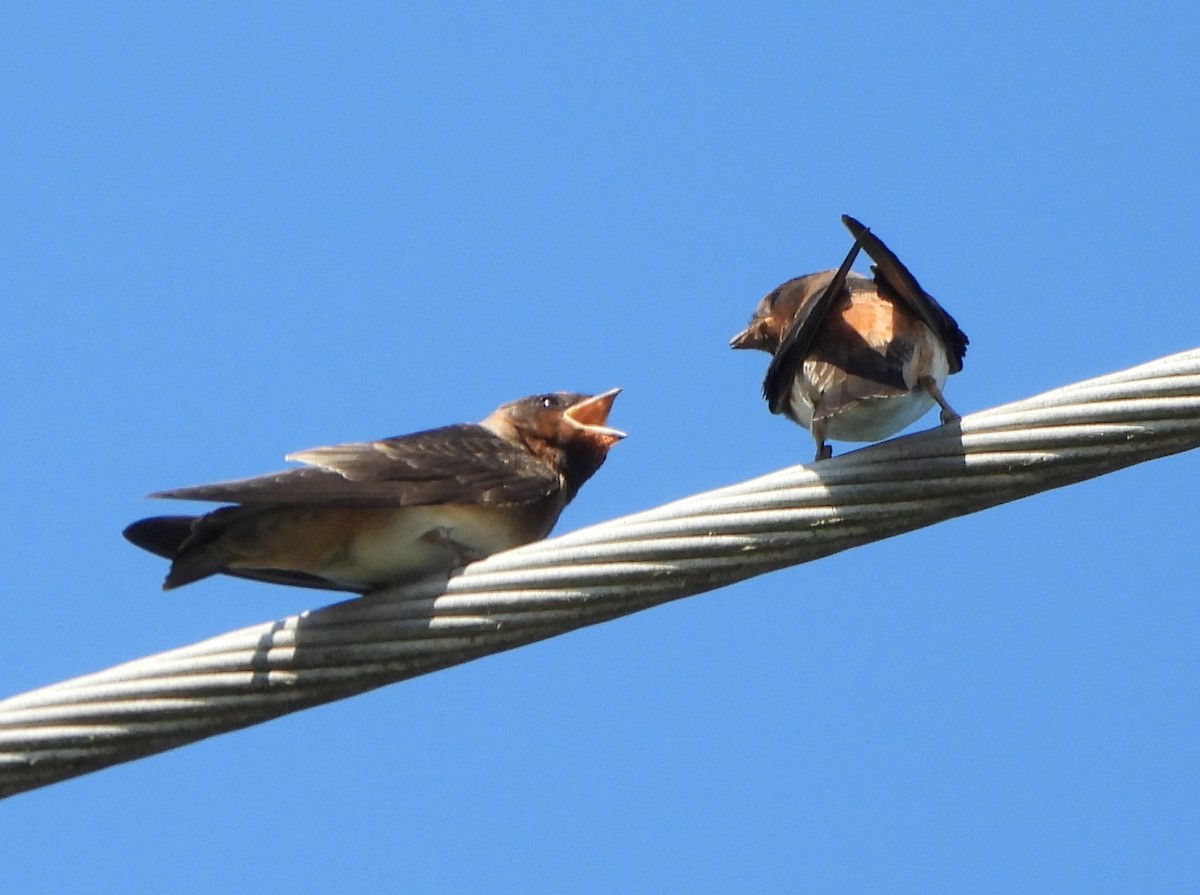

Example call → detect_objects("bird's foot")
424 527 486 568
919 375 960 426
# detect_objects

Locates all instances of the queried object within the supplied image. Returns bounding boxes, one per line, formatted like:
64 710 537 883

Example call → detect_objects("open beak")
729 325 764 350
565 388 626 443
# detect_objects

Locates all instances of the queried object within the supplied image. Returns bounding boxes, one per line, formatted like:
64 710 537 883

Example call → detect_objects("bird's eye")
540 395 560 409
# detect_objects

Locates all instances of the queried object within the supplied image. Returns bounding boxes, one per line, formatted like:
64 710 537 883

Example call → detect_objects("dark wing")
150 423 561 507
763 233 865 414
803 332 912 407
840 214 968 373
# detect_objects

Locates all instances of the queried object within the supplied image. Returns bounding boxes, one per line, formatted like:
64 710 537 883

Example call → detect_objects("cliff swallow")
123 390 624 592
731 215 968 461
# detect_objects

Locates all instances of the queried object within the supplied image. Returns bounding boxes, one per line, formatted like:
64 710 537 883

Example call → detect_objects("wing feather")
840 214 968 372
151 424 561 507
763 233 865 414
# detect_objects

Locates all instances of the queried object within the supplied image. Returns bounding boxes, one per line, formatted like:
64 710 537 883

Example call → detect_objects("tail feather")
161 547 229 591
123 516 195 560
123 511 361 592
123 515 226 590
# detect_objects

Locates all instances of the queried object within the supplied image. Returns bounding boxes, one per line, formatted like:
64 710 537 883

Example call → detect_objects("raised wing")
151 423 562 508
840 214 968 373
763 232 865 414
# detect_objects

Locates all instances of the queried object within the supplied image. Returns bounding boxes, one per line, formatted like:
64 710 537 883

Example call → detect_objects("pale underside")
220 501 557 590
787 373 944 441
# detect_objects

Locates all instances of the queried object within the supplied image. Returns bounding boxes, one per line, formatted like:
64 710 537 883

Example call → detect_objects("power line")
1 348 1198 799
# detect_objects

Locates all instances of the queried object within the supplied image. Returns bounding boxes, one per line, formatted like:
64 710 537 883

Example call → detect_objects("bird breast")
322 503 556 588
786 290 952 442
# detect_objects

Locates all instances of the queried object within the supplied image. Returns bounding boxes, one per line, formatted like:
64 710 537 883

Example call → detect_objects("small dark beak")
565 388 626 443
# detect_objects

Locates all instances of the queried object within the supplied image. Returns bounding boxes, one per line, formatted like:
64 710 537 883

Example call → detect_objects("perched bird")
124 390 624 593
730 215 968 461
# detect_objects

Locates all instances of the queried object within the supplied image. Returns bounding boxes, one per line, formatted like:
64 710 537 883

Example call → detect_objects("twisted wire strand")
1 348 1198 799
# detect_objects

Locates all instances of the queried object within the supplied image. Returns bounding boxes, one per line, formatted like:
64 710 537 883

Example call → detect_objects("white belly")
822 389 938 441
321 504 545 589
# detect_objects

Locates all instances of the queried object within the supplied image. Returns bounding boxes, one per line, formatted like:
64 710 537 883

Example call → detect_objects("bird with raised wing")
731 215 968 461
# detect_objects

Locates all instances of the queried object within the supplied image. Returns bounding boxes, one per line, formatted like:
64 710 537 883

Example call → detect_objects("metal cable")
2 348 1198 799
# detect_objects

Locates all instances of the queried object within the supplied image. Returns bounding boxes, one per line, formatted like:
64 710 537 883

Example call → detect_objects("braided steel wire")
1 348 1198 798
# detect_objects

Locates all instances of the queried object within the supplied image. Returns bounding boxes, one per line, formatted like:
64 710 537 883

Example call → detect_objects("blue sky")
2 2 1198 891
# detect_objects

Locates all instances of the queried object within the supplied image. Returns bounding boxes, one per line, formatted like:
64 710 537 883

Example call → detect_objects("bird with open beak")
731 215 968 461
124 390 624 593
